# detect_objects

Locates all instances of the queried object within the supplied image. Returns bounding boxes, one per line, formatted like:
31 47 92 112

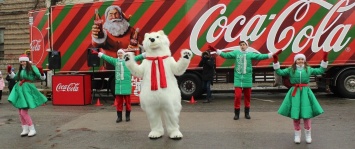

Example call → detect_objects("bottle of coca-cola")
94 9 104 38
130 28 139 47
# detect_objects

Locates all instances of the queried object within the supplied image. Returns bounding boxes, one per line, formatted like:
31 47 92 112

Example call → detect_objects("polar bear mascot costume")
124 30 192 140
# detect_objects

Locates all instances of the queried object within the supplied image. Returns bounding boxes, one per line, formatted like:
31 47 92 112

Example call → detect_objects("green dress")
275 64 325 119
220 50 270 87
101 54 144 95
8 65 48 109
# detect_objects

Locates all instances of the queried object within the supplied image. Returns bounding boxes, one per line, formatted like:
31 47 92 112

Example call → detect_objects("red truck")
28 0 355 99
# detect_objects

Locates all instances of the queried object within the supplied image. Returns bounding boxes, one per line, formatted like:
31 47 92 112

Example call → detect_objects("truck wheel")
336 69 355 98
178 73 203 100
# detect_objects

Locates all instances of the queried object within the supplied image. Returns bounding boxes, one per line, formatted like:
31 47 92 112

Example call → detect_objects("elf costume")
8 54 47 137
273 53 328 144
98 49 144 123
210 40 274 120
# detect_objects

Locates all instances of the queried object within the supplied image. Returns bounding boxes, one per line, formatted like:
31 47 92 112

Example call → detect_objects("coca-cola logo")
56 83 80 92
30 25 45 65
190 0 355 55
30 39 42 51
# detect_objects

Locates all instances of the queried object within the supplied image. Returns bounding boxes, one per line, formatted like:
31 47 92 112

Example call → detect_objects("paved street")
0 92 354 149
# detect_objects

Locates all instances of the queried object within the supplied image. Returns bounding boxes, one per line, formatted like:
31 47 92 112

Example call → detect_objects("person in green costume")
272 52 328 144
92 49 144 123
209 41 280 120
7 54 47 137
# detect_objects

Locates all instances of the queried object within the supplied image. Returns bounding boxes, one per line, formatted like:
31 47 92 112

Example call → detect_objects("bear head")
143 30 171 57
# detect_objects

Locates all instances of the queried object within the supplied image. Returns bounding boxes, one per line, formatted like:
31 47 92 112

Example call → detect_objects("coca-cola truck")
28 0 355 99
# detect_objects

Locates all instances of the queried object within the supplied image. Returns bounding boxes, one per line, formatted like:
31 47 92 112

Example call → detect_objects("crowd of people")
1 45 327 146
1 4 327 144
207 42 328 144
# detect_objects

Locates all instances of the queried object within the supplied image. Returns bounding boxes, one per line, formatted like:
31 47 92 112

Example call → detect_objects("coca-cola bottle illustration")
94 9 104 39
130 28 139 48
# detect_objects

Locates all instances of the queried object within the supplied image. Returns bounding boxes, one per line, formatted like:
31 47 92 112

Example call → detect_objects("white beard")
103 19 130 36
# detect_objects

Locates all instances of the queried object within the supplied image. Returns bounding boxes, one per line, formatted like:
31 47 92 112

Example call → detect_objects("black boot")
234 109 240 120
116 111 122 123
245 107 251 119
126 111 131 122
203 99 210 103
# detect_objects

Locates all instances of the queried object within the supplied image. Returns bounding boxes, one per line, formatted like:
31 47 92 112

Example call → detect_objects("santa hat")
105 5 131 21
239 40 249 46
117 49 125 55
19 54 29 62
294 53 306 62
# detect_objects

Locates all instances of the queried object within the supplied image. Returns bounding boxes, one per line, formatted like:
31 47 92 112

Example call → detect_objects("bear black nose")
149 38 155 42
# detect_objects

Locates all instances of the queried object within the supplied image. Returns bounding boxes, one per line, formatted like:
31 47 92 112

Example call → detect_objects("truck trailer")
28 0 355 99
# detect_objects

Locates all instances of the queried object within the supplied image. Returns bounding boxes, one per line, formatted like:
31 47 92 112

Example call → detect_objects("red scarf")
145 56 169 90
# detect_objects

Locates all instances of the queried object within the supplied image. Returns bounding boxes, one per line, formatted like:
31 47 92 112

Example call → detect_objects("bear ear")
158 30 165 36
144 33 149 38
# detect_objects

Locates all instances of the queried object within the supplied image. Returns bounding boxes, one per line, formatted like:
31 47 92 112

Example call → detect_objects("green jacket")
220 50 270 87
101 54 144 95
8 65 48 109
275 64 326 119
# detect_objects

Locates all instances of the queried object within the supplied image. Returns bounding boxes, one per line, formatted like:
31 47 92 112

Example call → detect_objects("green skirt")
8 82 48 109
278 87 324 119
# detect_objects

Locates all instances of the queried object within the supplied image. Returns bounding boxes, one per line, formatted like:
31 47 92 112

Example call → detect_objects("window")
0 28 4 60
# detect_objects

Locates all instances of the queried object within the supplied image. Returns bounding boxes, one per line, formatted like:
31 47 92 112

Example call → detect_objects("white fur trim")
320 60 328 68
98 52 103 58
273 62 280 70
40 73 46 80
92 31 107 44
216 49 222 55
241 40 248 46
117 49 125 55
120 62 124 80
19 57 29 62
268 53 273 58
294 53 306 62
243 54 247 74
141 52 146 58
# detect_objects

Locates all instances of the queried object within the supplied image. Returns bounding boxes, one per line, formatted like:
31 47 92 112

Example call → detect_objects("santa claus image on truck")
91 5 141 70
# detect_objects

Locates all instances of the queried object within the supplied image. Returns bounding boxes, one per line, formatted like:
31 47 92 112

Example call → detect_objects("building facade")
0 0 97 74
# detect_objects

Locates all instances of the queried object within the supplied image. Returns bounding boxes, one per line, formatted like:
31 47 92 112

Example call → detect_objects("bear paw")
124 52 135 62
181 49 192 60
169 130 183 140
124 53 131 61
148 131 163 140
